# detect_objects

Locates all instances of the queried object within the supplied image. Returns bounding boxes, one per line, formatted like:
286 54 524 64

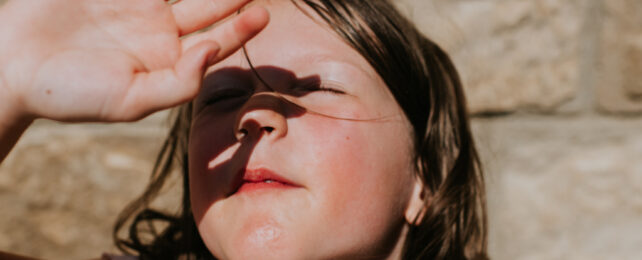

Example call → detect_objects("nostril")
263 126 275 133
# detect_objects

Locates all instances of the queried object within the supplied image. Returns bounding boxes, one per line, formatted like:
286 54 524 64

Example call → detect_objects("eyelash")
314 86 345 94
297 84 346 95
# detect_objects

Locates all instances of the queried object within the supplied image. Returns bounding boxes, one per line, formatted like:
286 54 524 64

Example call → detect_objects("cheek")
304 116 413 194
188 113 239 223
298 116 415 249
321 130 412 211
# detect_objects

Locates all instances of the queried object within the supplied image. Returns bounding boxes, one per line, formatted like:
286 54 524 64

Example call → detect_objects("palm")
26 1 182 121
0 0 268 122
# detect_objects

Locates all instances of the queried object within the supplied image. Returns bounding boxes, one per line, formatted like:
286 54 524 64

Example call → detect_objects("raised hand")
0 0 268 122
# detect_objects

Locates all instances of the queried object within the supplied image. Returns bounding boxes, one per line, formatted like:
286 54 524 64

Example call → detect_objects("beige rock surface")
596 0 642 113
397 0 582 114
0 115 171 259
475 116 642 260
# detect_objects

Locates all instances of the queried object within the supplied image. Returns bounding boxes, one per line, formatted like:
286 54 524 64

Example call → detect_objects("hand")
0 0 268 122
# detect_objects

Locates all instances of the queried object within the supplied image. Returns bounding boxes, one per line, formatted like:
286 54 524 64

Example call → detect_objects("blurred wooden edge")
0 251 102 260
0 251 42 260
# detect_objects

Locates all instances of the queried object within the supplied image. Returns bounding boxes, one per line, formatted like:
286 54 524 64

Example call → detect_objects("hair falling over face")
113 1 489 259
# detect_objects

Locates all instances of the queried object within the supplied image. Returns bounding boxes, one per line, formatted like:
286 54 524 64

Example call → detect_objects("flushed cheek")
297 118 368 187
301 118 411 245
316 133 400 211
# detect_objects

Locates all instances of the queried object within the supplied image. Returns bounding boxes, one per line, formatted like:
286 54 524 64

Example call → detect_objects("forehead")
209 1 378 80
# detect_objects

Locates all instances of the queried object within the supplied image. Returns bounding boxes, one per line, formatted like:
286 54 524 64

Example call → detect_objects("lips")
230 168 300 195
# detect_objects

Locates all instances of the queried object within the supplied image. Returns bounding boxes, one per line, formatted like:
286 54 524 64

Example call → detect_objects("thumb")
174 40 221 93
118 41 220 121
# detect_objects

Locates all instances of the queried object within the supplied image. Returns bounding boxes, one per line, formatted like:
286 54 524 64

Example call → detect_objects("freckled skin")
188 2 419 259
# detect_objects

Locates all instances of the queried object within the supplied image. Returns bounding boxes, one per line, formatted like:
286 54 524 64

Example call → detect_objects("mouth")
230 168 300 195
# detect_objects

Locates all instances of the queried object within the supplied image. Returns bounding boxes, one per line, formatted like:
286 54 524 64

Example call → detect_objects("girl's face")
189 2 420 259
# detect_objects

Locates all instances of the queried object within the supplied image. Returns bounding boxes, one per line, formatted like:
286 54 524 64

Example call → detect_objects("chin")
207 222 306 260
223 250 302 260
219 242 305 260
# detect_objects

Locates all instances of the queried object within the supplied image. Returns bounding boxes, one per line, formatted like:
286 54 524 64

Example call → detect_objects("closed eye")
295 82 347 95
314 86 346 94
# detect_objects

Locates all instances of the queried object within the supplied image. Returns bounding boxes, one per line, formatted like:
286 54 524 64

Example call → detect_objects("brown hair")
114 1 488 259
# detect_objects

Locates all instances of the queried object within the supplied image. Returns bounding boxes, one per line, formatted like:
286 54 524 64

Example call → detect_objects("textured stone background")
1 0 641 259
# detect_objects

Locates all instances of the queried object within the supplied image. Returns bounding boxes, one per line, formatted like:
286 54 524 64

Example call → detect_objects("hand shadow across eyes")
200 66 325 107
194 66 321 204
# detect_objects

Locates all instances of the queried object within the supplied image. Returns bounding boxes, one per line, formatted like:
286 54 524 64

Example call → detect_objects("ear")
404 176 425 225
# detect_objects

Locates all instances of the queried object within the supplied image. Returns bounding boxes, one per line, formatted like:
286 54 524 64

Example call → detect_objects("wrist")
0 10 31 127
0 73 33 164
0 71 33 134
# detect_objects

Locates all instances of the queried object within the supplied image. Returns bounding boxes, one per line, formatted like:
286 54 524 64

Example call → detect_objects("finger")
117 41 220 121
181 6 269 63
172 0 251 36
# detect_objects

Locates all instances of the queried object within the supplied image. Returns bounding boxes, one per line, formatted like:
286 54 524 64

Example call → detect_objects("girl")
0 0 487 259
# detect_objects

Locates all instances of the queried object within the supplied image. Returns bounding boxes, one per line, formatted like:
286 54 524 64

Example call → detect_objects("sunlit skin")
188 1 422 259
0 0 270 163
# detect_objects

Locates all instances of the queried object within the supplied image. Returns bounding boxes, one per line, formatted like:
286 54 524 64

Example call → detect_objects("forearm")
0 1 31 164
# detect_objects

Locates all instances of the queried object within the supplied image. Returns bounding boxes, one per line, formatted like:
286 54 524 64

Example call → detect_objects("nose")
234 93 288 142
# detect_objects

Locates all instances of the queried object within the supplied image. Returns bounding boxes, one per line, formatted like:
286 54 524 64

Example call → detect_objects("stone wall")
396 0 642 259
1 0 641 259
